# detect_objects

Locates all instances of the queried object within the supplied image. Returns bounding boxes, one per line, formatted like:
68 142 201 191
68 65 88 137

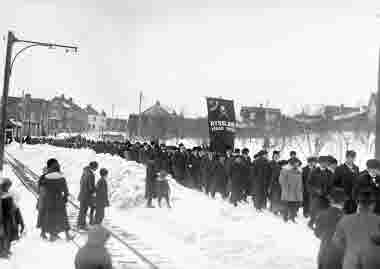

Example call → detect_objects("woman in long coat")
279 158 303 222
269 160 288 215
38 158 73 241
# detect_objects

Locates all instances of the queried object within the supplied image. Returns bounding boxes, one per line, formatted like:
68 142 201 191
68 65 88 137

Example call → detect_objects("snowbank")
7 143 320 269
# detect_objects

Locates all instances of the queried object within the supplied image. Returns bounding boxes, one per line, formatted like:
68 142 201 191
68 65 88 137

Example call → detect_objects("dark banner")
206 97 236 153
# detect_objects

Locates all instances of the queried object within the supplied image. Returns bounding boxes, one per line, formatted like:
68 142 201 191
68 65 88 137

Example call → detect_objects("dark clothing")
314 206 344 269
302 166 313 217
187 155 201 189
209 161 228 198
38 172 70 235
173 152 186 181
78 167 96 228
334 164 359 214
75 226 112 269
230 160 250 206
308 167 333 227
0 194 24 254
352 171 380 215
96 178 110 208
282 201 300 222
251 157 271 210
78 167 96 203
94 178 109 225
269 162 283 213
145 160 158 206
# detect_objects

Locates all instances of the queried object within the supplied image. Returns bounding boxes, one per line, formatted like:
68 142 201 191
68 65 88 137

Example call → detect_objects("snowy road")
6 143 320 269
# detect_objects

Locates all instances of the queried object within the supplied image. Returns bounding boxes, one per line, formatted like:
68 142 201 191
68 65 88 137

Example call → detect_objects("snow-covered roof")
332 111 366 121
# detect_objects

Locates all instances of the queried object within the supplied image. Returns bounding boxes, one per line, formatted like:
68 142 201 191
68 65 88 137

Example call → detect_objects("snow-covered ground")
5 143 320 269
0 164 76 269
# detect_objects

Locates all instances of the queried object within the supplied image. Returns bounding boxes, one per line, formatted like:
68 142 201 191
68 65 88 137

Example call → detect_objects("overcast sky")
1 0 379 118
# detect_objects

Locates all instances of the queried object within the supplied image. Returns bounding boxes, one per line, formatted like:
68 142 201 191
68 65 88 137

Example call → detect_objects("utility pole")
20 90 24 149
0 32 16 173
0 31 78 172
138 91 142 137
376 48 380 159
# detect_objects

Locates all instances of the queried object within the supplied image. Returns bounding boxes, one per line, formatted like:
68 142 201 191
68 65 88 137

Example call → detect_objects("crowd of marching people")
4 136 380 268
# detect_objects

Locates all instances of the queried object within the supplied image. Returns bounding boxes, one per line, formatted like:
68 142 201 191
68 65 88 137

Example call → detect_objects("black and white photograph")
1 1 380 269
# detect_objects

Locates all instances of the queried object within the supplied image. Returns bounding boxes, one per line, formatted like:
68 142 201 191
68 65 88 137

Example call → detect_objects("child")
94 169 110 225
156 170 171 208
0 178 25 258
75 225 112 269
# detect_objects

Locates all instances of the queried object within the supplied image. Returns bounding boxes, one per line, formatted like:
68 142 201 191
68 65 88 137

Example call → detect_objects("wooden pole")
376 48 380 159
0 32 16 172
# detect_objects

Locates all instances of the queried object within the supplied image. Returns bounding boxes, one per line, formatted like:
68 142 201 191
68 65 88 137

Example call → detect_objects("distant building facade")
85 105 107 131
6 93 49 136
48 94 88 134
240 105 281 130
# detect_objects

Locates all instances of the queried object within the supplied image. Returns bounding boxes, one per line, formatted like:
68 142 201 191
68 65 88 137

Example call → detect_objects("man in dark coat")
173 145 187 182
352 159 380 216
251 150 271 211
95 169 110 225
230 155 249 206
303 157 318 217
75 225 112 269
209 154 228 199
333 150 360 214
308 156 334 229
224 147 234 196
145 157 159 208
77 161 99 230
241 148 252 201
187 148 202 190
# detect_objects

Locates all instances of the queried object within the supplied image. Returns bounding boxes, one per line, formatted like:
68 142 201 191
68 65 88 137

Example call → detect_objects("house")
240 105 281 130
6 93 49 136
106 118 128 132
85 105 106 131
48 94 88 134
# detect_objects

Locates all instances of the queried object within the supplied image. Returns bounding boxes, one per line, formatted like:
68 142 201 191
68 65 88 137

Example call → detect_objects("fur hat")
242 148 250 155
318 156 330 164
346 150 357 158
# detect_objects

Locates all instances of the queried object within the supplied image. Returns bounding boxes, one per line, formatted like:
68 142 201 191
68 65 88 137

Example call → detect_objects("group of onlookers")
17 137 380 268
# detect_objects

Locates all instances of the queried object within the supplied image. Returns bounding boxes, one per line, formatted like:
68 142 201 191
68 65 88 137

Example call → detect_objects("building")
6 93 49 136
106 118 128 132
240 105 281 130
85 105 107 131
48 94 88 134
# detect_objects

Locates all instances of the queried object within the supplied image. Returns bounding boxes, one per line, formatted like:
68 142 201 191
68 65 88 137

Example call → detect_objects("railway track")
5 152 178 269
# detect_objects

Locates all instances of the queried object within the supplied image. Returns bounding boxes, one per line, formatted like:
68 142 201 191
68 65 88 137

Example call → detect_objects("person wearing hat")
75 225 113 269
241 148 252 202
352 159 380 216
224 147 235 197
333 150 359 215
39 159 73 241
308 156 334 229
230 155 250 206
173 145 187 182
333 187 380 269
209 153 228 199
269 160 288 215
267 151 281 213
0 178 25 258
313 188 346 269
145 153 159 208
187 147 202 190
279 157 303 222
251 150 271 211
302 157 318 218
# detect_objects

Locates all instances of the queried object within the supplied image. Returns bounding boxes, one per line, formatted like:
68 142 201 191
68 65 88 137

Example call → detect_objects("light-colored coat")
333 212 380 269
279 167 303 202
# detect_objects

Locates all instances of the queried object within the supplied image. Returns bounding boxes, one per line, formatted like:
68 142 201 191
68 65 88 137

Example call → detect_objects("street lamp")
0 31 78 172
